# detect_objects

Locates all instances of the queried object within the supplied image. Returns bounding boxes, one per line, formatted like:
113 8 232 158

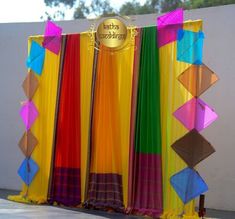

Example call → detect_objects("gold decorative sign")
96 18 127 48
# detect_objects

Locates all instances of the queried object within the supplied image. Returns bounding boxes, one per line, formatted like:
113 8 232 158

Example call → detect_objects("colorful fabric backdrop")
9 13 217 219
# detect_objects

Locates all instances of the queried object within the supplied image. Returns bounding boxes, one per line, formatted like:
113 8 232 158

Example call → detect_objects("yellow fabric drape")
116 34 135 207
8 36 61 203
160 20 203 219
80 32 95 203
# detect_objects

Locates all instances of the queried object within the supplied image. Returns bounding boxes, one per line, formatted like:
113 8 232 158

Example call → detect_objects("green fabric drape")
128 26 163 217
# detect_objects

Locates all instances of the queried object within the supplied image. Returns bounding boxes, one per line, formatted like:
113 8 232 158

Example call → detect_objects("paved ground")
0 199 108 219
1 189 235 219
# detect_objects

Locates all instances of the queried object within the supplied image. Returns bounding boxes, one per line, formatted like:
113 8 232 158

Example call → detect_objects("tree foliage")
183 0 235 9
44 0 76 8
161 0 182 12
73 0 115 19
119 0 159 16
43 0 235 20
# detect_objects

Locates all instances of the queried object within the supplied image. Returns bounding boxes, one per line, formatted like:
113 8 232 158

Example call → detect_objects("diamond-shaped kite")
178 64 219 97
173 97 218 132
26 41 45 75
42 20 62 55
177 29 204 65
157 8 183 47
18 158 39 186
170 167 208 204
18 130 38 157
157 8 183 27
22 70 39 100
20 101 39 130
172 129 215 167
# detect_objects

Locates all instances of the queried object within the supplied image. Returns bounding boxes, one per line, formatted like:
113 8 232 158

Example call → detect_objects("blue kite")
26 41 45 75
177 29 204 65
170 167 208 204
18 157 39 186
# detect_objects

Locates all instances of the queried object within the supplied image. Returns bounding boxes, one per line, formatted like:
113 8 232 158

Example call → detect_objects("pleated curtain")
80 32 95 203
50 34 81 206
128 26 163 218
86 30 134 210
9 36 61 203
160 20 202 219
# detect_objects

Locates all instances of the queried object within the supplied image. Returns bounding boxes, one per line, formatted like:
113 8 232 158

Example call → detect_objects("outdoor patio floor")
0 189 234 219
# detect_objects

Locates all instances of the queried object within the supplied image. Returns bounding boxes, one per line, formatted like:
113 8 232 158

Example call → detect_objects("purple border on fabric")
87 173 124 211
50 167 81 206
128 153 163 217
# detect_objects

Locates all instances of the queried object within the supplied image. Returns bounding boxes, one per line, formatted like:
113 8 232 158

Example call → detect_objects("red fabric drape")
50 34 81 206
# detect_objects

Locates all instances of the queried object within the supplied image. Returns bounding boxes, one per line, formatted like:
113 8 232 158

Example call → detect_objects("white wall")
0 4 234 211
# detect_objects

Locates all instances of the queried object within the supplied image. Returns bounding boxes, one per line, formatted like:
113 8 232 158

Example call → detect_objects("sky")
0 0 146 23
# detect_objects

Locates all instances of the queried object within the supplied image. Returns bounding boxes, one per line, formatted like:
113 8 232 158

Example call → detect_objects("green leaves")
44 0 76 8
44 0 235 19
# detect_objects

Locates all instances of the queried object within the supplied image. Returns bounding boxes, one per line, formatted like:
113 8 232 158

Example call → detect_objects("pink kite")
157 8 183 47
20 101 39 130
42 20 62 55
173 97 218 132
